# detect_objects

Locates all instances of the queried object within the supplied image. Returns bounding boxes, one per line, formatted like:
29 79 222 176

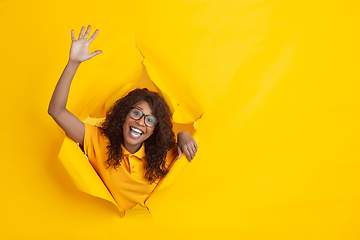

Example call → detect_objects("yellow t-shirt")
83 123 177 213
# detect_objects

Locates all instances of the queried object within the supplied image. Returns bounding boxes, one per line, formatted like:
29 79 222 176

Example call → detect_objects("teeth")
130 127 143 135
131 132 141 137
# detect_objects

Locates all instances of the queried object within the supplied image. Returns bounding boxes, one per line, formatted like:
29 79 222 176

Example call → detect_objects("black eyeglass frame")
129 107 158 128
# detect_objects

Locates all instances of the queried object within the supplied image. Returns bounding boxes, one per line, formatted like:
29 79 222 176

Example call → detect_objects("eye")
133 109 142 116
147 117 155 123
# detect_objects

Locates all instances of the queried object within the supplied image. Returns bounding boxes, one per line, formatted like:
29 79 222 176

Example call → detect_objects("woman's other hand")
69 25 102 63
177 131 198 162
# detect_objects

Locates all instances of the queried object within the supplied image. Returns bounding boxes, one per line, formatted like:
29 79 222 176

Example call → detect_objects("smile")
129 126 144 138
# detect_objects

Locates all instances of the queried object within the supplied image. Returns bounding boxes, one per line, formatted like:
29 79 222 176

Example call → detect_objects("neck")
124 143 142 154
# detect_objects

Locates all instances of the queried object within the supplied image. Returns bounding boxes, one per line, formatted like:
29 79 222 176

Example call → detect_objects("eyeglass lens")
130 108 157 127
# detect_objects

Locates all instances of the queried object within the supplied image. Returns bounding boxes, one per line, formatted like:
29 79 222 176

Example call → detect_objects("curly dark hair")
99 88 175 184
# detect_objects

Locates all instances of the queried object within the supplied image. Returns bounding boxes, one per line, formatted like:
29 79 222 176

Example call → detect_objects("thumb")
89 50 102 58
177 146 182 159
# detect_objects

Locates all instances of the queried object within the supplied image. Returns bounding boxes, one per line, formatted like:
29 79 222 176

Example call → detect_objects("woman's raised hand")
69 25 102 63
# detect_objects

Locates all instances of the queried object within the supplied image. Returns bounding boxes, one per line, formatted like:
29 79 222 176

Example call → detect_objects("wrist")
68 59 81 67
177 131 188 139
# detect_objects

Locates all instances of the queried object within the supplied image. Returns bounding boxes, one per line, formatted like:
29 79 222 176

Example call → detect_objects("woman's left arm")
177 131 198 162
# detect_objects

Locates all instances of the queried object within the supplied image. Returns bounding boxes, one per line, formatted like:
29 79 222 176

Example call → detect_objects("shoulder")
84 123 104 138
84 123 109 152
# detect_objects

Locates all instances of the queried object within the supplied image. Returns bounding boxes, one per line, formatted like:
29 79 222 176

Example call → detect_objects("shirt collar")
121 143 146 159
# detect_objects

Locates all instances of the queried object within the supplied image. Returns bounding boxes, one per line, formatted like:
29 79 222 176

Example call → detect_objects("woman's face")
123 101 156 153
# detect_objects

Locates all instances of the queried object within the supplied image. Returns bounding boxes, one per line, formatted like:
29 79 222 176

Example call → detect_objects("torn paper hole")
58 56 203 215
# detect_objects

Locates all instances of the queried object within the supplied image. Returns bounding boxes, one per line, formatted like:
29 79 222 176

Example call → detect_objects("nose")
135 116 145 126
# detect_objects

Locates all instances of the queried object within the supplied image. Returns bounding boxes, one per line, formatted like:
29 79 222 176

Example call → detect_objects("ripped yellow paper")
1 0 359 238
58 54 202 212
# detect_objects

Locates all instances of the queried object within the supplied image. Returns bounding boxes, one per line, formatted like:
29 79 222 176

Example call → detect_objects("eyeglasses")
129 107 158 127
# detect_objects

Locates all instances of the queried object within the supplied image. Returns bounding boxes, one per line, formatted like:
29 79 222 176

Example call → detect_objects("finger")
177 146 182 159
183 148 192 162
191 143 197 159
88 29 99 43
71 29 75 41
187 146 195 160
191 142 198 155
89 50 103 59
194 141 198 151
83 25 91 39
78 26 85 39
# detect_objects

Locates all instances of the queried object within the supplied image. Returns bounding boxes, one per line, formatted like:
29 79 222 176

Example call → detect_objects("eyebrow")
133 106 154 115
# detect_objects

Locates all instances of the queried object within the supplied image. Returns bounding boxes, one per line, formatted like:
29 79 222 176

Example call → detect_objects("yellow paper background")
1 0 359 239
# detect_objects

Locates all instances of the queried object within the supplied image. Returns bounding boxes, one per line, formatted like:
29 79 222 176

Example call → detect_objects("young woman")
48 25 197 215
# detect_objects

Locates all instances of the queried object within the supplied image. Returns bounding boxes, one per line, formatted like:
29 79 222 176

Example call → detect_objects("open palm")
69 25 102 63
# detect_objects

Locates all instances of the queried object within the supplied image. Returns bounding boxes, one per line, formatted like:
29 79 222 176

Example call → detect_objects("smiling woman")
99 89 177 184
48 25 198 216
